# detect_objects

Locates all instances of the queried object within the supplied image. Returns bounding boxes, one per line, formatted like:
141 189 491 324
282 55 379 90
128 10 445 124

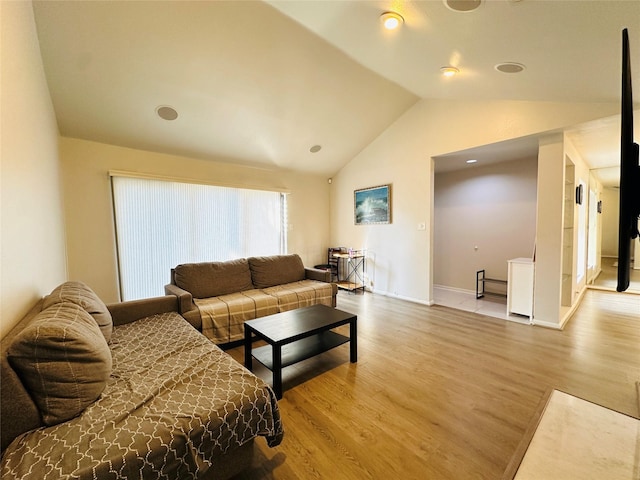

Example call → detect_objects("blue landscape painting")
355 185 390 224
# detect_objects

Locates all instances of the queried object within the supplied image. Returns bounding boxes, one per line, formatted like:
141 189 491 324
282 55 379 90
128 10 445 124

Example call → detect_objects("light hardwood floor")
227 289 640 479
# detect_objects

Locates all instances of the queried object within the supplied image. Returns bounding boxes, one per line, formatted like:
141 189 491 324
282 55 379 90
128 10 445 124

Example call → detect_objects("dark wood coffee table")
244 304 357 399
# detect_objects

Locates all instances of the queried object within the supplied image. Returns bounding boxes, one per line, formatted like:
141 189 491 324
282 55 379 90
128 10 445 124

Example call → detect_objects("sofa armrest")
107 295 179 326
164 283 194 314
305 267 331 283
1 299 45 452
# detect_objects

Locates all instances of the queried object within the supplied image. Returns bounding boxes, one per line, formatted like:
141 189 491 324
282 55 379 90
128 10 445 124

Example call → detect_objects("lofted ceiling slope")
32 0 640 177
32 0 418 176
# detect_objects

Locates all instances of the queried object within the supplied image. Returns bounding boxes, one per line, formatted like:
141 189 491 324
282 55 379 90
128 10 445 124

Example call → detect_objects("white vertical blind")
112 175 286 300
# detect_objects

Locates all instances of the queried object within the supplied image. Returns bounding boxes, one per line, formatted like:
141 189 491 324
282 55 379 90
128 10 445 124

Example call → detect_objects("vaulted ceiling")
33 1 640 179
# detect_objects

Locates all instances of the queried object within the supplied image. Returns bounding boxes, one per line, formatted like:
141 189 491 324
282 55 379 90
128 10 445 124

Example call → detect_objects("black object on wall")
617 28 640 293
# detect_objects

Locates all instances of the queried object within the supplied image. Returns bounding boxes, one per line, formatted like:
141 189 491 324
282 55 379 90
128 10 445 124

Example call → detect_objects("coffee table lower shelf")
252 331 349 370
244 304 357 399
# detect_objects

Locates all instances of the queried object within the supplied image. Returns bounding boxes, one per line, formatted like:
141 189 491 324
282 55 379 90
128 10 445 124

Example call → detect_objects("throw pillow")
174 259 253 298
42 281 113 342
7 302 112 426
249 254 305 289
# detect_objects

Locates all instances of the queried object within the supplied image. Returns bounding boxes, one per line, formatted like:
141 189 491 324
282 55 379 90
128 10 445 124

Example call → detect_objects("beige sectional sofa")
165 254 338 344
1 281 283 480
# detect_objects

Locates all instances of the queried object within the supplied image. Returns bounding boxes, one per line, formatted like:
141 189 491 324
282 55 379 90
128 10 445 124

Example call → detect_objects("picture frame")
354 184 391 225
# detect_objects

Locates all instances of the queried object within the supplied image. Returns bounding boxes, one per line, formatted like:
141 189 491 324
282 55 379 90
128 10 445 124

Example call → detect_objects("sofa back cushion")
42 281 113 343
174 259 253 298
7 302 112 426
249 254 305 289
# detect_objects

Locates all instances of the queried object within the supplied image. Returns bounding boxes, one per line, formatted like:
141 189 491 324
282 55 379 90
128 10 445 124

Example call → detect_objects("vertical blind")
111 175 287 301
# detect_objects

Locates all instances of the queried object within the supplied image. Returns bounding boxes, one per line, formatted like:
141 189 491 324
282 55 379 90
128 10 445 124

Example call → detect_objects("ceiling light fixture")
495 62 526 74
156 105 178 121
440 66 459 77
380 11 404 30
466 159 478 164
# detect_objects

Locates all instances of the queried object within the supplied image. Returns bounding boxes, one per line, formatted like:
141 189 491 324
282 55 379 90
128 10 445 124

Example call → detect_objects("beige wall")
532 136 565 327
331 98 619 305
60 138 331 303
434 157 538 292
601 187 620 257
1 1 67 337
564 134 595 297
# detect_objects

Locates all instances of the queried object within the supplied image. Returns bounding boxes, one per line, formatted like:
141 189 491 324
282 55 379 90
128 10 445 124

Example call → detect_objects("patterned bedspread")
1 312 283 479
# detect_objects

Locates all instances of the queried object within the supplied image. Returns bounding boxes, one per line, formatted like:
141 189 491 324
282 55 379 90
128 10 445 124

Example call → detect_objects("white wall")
564 134 596 296
332 98 619 305
0 1 67 337
434 157 538 292
60 138 331 303
532 136 564 327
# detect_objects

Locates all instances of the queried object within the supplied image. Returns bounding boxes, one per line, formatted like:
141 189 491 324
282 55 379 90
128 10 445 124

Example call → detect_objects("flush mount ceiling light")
380 11 404 30
466 159 478 164
156 105 178 121
440 66 459 77
495 62 526 73
310 145 322 153
443 0 483 12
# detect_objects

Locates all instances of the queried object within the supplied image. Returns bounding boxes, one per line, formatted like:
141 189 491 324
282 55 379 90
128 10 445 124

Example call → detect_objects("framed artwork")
354 184 391 225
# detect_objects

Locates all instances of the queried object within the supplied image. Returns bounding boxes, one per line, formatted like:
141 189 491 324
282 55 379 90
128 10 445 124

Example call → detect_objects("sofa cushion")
195 290 278 344
248 254 305 289
42 280 113 342
7 302 112 426
262 280 335 312
174 259 253 298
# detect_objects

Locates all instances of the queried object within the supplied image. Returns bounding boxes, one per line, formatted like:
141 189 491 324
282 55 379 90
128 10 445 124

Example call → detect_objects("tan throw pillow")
249 254 305 289
7 302 112 426
43 281 113 342
174 259 253 298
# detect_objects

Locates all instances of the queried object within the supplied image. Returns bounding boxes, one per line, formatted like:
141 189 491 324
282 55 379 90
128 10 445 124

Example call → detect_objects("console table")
332 249 366 293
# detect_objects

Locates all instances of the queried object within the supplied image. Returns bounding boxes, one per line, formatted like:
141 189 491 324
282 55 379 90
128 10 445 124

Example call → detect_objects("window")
111 174 287 300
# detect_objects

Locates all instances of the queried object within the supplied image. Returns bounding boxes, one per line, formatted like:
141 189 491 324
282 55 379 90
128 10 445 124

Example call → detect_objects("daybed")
1 281 283 480
165 254 338 344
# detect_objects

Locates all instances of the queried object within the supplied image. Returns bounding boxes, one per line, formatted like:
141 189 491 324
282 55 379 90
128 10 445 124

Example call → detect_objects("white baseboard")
370 288 434 306
532 285 588 330
531 318 563 330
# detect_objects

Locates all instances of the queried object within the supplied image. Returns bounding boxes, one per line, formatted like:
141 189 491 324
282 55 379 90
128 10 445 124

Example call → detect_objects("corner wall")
331 98 619 305
533 136 564 327
0 1 67 337
60 138 331 303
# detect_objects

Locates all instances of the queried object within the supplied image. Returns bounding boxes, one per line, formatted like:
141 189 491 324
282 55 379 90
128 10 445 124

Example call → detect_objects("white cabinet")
507 258 534 318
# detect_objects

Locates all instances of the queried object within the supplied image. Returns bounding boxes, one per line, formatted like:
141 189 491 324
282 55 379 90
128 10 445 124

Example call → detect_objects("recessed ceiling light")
310 145 322 153
441 66 459 77
443 0 483 13
380 11 404 30
466 159 478 164
156 105 178 121
495 62 526 74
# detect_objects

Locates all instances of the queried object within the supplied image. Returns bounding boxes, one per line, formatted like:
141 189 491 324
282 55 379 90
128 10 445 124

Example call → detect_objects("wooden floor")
226 289 640 480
